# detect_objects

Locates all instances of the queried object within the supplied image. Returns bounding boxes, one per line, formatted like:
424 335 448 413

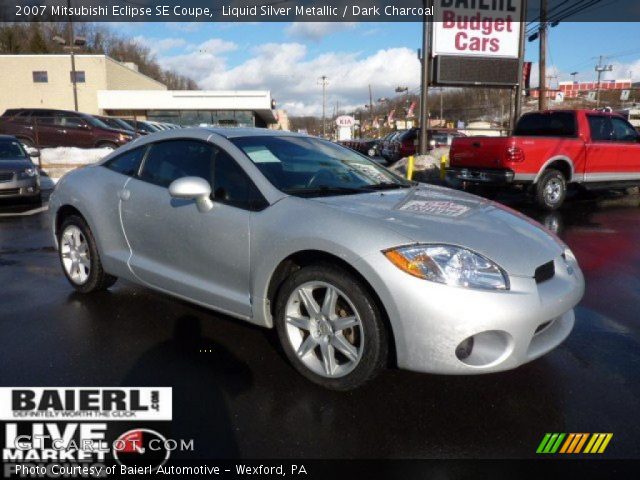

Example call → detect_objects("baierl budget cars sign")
432 0 523 58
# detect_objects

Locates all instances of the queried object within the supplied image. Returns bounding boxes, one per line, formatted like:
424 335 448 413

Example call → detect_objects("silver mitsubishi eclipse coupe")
49 128 585 390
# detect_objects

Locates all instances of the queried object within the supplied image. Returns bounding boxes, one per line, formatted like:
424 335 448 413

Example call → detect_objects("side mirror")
169 177 213 213
28 149 40 158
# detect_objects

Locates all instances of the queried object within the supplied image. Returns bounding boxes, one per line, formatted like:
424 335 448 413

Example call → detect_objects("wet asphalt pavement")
0 189 639 460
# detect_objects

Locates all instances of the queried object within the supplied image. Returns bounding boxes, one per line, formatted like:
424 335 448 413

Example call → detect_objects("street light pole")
418 0 432 155
67 0 78 111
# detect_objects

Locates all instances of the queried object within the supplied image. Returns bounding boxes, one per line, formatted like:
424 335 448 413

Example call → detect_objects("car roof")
0 134 18 140
201 127 308 139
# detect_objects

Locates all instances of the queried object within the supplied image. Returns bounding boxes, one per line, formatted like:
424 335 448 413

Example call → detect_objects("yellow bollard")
440 154 448 181
406 155 414 181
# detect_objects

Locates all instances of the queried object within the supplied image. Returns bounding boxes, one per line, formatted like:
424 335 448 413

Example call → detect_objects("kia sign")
432 0 522 58
335 115 356 127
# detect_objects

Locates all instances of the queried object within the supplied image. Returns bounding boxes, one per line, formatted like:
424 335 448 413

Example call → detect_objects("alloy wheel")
60 225 91 285
284 281 364 378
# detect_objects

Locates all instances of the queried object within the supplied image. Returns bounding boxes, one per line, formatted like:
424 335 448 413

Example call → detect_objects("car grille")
0 188 19 196
534 261 555 284
0 172 14 182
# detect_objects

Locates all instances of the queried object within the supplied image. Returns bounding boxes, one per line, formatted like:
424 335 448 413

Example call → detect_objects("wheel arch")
55 204 85 239
265 249 397 366
534 156 574 183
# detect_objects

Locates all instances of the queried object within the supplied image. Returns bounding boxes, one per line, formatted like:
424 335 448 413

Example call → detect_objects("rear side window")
587 115 613 141
611 117 639 142
104 147 146 177
514 112 577 137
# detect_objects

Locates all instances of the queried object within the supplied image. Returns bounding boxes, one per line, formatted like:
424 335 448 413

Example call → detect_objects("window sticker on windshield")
245 146 281 163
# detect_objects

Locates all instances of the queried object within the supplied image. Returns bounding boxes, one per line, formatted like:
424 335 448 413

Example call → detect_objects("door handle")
118 189 130 201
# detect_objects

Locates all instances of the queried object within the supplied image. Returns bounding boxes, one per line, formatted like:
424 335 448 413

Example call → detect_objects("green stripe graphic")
537 433 552 454
550 433 566 453
543 434 559 453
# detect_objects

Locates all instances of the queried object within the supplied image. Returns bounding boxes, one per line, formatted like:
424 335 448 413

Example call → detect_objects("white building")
97 90 278 127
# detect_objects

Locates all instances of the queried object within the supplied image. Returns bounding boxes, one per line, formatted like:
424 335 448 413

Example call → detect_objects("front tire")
535 169 566 211
275 264 388 391
58 215 117 293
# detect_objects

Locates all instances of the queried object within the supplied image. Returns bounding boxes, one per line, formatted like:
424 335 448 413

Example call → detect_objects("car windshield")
0 139 27 159
231 136 412 197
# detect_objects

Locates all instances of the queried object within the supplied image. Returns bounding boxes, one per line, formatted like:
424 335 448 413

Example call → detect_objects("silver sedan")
49 128 585 390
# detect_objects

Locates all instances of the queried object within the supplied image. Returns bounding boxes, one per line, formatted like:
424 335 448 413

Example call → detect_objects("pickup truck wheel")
275 264 388 391
535 169 566 211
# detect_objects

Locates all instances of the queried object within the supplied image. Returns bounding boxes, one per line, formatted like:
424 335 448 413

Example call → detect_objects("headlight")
384 244 509 290
18 168 37 179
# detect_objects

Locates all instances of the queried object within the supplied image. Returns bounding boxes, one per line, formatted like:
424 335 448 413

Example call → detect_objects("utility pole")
318 75 328 137
368 84 373 123
538 0 548 111
439 88 443 123
513 0 528 131
595 56 613 108
418 0 432 155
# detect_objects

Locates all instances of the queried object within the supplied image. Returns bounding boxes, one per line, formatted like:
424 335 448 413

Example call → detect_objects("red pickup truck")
447 109 640 210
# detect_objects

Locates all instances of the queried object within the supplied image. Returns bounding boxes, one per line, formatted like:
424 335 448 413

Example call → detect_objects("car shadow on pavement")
121 314 253 459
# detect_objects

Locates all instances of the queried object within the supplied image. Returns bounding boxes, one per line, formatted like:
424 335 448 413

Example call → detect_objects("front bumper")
0 175 40 198
446 167 515 185
354 251 584 374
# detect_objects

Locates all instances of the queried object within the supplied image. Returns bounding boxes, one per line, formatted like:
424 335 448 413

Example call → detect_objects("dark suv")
0 109 134 149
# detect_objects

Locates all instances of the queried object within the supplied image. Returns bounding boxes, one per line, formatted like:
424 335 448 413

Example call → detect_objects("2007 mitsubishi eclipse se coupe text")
49 128 585 390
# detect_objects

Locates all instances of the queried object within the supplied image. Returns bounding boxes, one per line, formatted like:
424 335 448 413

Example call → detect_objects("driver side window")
140 139 214 188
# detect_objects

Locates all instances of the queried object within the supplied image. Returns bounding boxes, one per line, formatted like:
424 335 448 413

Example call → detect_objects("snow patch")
39 147 113 166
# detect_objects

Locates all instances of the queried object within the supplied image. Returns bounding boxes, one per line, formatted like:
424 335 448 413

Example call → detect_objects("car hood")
309 185 564 277
0 159 32 171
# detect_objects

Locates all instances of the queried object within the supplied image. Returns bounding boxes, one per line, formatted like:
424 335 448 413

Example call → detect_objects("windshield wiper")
365 182 413 191
284 186 371 197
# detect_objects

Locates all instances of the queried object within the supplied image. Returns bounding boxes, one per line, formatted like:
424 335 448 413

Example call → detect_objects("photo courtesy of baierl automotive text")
0 0 639 478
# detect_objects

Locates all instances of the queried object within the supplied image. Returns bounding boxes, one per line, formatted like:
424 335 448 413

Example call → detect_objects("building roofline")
0 53 166 89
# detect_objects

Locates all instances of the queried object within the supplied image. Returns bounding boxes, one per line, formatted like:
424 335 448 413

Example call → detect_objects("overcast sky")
114 22 640 116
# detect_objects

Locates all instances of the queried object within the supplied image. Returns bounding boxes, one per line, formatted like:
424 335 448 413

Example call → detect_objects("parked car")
50 128 584 390
387 128 466 163
118 119 161 135
0 109 134 149
380 131 405 162
0 135 41 202
447 109 640 210
338 138 379 157
95 116 137 134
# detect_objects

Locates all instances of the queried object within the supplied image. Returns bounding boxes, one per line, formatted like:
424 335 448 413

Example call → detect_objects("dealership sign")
335 115 356 127
432 0 522 58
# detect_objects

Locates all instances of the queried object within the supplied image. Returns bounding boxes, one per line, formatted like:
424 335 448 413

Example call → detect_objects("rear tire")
275 264 388 391
58 215 117 293
535 169 566 211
